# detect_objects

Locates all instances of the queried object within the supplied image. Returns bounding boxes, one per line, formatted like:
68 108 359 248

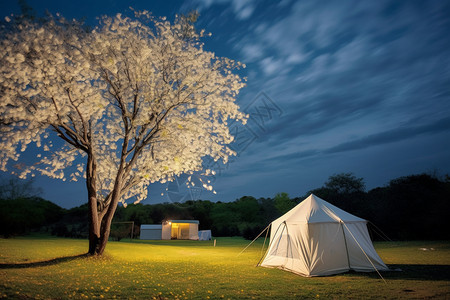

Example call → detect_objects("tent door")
340 222 351 269
171 223 190 239
171 223 178 239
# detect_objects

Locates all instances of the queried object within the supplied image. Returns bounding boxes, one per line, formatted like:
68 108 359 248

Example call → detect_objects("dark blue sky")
1 0 450 208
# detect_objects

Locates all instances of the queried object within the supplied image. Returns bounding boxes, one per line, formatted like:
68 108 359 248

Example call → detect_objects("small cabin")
140 224 162 240
140 220 199 240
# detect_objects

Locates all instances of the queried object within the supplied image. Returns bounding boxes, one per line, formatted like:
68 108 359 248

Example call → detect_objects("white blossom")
0 11 246 209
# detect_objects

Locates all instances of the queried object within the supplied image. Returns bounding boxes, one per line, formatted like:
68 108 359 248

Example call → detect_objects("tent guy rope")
237 224 270 257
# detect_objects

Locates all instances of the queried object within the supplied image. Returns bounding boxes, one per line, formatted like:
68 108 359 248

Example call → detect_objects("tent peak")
275 193 366 224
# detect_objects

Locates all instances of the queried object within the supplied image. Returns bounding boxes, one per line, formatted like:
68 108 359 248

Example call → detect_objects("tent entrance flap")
341 221 351 270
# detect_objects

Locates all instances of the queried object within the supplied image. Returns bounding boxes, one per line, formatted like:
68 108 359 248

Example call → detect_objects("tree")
0 196 64 238
304 173 366 214
0 177 42 200
274 192 295 215
324 173 365 194
0 11 246 255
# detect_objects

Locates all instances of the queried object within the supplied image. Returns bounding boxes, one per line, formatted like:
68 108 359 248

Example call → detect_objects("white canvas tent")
198 230 212 241
260 194 388 277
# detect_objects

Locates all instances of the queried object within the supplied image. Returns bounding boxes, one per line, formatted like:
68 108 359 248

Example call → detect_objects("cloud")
254 2 448 137
259 56 284 76
231 0 255 20
186 0 256 20
254 115 450 176
240 43 264 62
230 0 450 191
325 117 450 154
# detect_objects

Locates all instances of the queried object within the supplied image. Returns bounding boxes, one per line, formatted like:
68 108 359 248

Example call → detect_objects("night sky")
1 0 449 208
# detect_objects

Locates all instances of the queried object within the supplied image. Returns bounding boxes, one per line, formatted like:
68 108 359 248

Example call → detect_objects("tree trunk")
88 195 101 255
86 141 126 255
96 196 120 255
87 155 123 255
86 151 101 255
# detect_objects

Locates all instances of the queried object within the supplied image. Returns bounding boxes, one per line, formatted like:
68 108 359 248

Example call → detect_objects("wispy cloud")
186 0 256 20
325 117 450 154
210 0 450 198
255 116 450 174
231 0 255 20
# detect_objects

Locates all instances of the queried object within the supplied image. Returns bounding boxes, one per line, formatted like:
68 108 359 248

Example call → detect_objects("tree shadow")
0 253 89 269
349 264 450 281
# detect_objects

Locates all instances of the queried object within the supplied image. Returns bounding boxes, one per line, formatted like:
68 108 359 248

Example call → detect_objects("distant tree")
324 173 365 194
304 173 367 216
306 187 332 200
210 201 240 236
185 200 214 230
115 203 153 226
233 196 264 223
0 196 64 237
0 11 246 255
365 173 450 240
274 192 295 215
258 197 278 224
0 177 42 200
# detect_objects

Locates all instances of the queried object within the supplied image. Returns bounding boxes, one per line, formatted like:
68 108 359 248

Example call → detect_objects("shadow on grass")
348 264 450 281
0 253 89 269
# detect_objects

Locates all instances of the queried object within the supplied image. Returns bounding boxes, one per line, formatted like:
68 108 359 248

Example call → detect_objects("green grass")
1 236 449 299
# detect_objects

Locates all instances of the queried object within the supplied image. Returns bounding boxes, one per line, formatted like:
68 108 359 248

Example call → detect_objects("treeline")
1 173 449 240
307 173 450 240
0 197 64 237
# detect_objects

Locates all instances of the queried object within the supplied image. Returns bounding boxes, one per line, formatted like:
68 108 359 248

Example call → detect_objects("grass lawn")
1 236 449 299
